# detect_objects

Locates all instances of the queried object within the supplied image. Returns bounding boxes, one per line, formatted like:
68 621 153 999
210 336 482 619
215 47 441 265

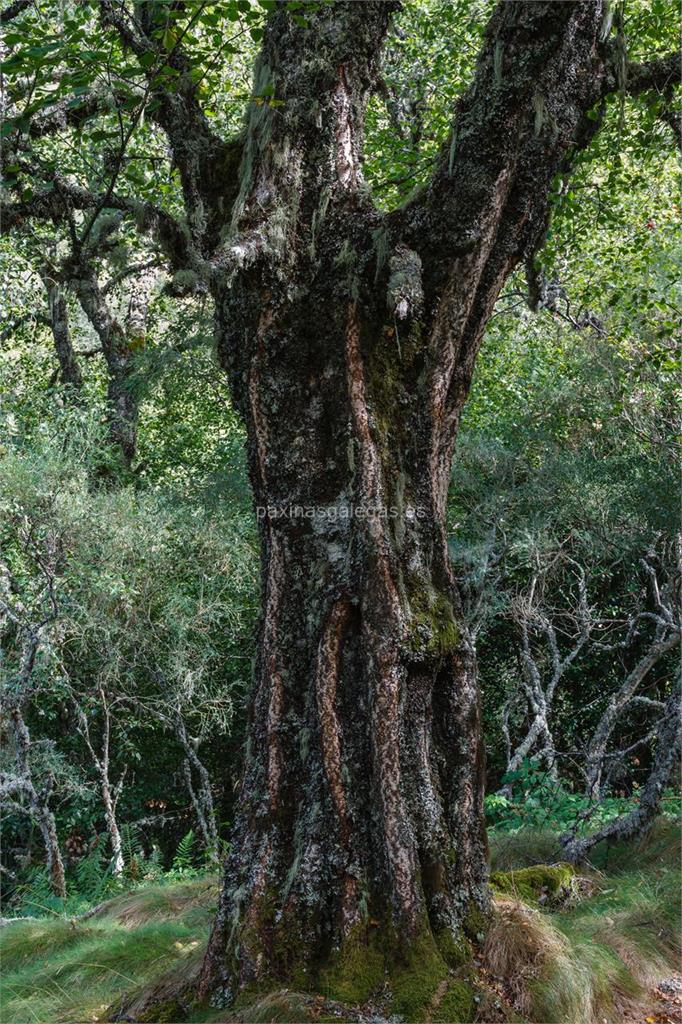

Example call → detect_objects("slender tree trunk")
73 694 126 876
505 711 556 777
34 777 67 899
177 719 219 862
39 268 83 389
197 0 616 1007
101 778 124 877
8 709 66 898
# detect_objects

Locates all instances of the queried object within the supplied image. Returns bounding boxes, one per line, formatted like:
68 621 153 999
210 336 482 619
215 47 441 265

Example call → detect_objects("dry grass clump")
483 855 682 1024
483 897 585 1020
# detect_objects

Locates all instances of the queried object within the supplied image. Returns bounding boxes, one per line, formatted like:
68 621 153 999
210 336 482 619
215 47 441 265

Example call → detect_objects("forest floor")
622 974 682 1024
0 823 679 1024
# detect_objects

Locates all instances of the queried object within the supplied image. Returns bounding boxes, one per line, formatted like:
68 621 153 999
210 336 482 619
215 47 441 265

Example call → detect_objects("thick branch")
98 0 243 253
26 93 112 139
605 50 682 99
1 176 198 274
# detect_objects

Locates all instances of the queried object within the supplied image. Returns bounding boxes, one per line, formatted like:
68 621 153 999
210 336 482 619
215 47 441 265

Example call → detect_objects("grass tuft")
483 821 681 1024
0 878 216 1024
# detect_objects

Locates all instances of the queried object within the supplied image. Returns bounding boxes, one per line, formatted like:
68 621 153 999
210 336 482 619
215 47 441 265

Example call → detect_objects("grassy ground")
1 823 679 1024
484 822 681 1023
0 878 218 1024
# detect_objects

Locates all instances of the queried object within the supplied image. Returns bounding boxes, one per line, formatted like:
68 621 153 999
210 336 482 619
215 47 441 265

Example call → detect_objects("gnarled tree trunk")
198 1 613 1005
72 265 156 468
0 0 677 1009
204 279 489 995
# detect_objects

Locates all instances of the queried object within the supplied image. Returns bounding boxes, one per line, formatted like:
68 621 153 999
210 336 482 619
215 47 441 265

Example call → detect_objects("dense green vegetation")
1 1 679 1021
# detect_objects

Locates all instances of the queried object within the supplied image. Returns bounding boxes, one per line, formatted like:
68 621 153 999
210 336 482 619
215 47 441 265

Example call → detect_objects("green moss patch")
319 921 477 1023
431 978 477 1023
318 926 386 1004
407 582 461 659
491 863 575 905
389 927 452 1021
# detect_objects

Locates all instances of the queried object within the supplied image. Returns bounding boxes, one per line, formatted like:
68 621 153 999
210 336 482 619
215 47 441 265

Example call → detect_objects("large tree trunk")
196 0 614 1008
202 297 489 994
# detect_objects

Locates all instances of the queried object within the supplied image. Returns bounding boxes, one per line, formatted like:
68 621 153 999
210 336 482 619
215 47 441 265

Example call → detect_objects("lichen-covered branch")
37 266 83 389
502 559 593 785
0 578 66 897
98 0 243 253
561 686 681 863
72 691 126 876
583 552 680 799
0 176 198 277
602 48 682 99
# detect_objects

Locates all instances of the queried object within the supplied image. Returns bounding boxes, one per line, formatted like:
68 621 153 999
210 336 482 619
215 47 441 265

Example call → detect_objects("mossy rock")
490 863 575 906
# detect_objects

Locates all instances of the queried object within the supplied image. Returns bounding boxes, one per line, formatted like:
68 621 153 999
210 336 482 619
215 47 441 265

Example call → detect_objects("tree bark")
198 1 614 1005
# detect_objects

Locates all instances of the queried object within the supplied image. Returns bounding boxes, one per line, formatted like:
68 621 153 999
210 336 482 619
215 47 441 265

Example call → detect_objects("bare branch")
562 687 682 862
